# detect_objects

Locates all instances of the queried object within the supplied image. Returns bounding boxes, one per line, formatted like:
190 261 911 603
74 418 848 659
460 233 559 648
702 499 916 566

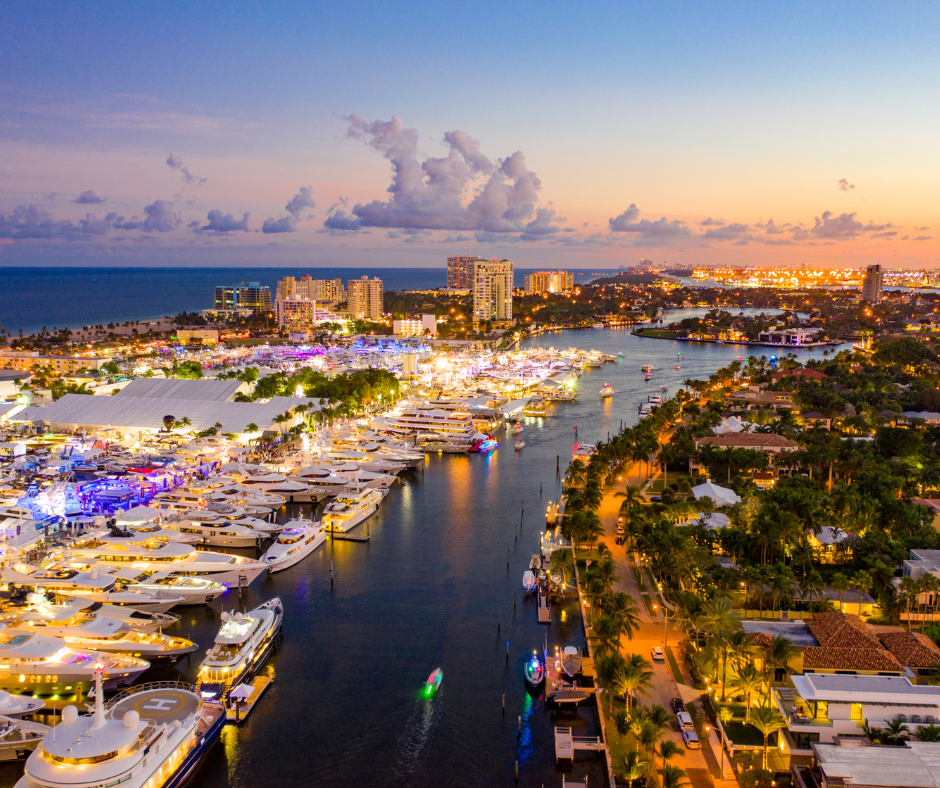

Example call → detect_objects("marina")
0 317 850 788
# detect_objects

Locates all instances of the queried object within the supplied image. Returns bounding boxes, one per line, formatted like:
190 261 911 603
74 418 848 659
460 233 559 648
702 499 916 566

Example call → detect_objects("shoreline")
631 329 843 349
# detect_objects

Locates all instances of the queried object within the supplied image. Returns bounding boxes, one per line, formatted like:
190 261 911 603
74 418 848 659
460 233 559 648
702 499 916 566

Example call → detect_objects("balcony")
774 687 833 727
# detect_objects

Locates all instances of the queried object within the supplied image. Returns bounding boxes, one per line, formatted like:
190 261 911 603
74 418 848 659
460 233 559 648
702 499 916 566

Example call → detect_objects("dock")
538 590 551 623
225 676 272 724
329 532 370 541
554 726 605 762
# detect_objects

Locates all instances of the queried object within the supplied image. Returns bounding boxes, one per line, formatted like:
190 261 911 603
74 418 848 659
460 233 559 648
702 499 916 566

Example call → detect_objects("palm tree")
613 654 654 710
661 765 691 788
696 596 743 701
607 591 641 641
831 572 850 612
883 717 910 745
862 722 883 744
591 614 622 658
731 664 765 723
657 739 685 777
914 723 940 742
612 709 630 747
615 750 648 788
592 555 619 592
800 569 826 609
750 704 787 770
764 634 800 692
852 570 873 613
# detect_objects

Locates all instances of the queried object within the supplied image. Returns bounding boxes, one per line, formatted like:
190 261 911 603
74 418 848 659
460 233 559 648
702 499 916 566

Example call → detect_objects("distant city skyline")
0 1 937 270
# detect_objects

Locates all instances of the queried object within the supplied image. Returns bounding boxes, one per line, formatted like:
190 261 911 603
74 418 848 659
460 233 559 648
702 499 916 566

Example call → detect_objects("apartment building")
472 259 513 324
524 270 574 294
346 276 384 321
862 263 884 303
0 350 112 373
276 275 344 305
213 282 272 313
393 315 437 336
447 255 483 289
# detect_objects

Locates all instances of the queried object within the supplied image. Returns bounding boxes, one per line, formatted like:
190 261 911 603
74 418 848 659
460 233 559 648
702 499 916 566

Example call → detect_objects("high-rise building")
346 276 384 321
447 255 483 289
213 282 272 313
473 259 513 324
524 270 574 294
276 275 344 304
861 264 883 303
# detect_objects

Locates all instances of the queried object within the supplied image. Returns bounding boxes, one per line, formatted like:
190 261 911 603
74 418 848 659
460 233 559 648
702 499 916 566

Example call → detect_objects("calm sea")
0 267 601 337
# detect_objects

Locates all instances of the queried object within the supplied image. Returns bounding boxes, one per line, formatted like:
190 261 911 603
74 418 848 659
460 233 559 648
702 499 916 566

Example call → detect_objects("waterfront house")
878 631 940 684
801 411 832 430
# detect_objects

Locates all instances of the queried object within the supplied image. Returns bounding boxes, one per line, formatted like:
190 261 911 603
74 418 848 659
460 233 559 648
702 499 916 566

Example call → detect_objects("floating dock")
329 532 370 542
225 676 272 724
538 590 551 623
554 726 604 761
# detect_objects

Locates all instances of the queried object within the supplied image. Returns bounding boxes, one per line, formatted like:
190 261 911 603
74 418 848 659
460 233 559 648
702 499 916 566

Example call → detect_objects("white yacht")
180 510 282 536
321 488 383 533
105 569 227 606
0 626 149 693
195 598 282 702
378 408 476 439
0 691 45 719
0 715 50 761
599 383 615 398
63 599 178 634
229 471 323 503
16 676 225 788
6 606 197 662
163 520 262 548
262 520 325 573
61 536 268 589
2 567 184 613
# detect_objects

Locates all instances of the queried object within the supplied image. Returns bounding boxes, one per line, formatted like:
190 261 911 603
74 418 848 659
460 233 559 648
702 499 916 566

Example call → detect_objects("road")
594 468 737 788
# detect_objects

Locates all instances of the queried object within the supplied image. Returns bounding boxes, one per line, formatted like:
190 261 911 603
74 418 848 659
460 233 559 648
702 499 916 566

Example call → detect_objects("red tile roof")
878 631 940 668
771 368 828 382
807 612 882 650
802 647 903 672
695 434 799 450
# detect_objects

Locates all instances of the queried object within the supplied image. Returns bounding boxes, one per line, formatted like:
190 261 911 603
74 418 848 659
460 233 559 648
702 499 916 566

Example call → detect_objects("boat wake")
384 696 439 787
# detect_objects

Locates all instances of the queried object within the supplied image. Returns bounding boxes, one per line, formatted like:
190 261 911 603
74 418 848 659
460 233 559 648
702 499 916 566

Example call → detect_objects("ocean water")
0 266 600 337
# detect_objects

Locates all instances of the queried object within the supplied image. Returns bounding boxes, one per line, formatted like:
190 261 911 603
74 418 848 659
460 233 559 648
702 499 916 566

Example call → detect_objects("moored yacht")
195 598 282 702
105 569 227 606
0 626 149 692
163 520 262 548
15 674 225 788
321 488 383 533
261 520 325 573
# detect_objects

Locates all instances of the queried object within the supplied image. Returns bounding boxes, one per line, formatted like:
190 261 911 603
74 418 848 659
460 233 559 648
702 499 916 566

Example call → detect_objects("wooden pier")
225 676 272 724
330 532 370 542
538 590 551 623
554 726 605 762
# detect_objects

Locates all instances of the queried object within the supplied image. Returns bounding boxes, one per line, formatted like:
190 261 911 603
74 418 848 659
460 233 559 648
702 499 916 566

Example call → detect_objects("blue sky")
0 0 937 268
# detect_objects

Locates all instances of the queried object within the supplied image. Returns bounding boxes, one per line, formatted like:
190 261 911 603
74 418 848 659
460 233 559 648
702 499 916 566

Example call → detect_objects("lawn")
723 722 765 747
635 329 679 339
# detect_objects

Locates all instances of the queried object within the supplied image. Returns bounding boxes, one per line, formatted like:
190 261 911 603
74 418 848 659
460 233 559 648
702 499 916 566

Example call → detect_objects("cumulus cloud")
263 186 315 233
914 235 933 241
199 210 250 233
698 217 725 227
74 190 105 204
701 222 751 240
113 200 181 233
334 114 560 237
756 218 787 234
607 204 692 245
0 204 80 239
838 178 855 191
166 153 207 186
79 213 119 235
808 210 894 240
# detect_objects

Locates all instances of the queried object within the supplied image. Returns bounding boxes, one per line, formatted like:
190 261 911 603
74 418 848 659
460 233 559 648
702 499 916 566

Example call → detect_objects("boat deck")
554 726 604 761
226 676 272 724
109 686 199 724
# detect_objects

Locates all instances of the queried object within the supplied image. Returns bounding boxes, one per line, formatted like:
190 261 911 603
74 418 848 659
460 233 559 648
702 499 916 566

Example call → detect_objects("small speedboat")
524 652 545 687
424 667 443 697
522 570 537 592
514 439 526 450
560 646 582 678
645 373 652 381
599 383 614 398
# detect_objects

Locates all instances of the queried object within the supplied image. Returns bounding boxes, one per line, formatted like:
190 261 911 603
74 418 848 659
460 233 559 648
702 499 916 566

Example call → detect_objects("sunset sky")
0 1 937 269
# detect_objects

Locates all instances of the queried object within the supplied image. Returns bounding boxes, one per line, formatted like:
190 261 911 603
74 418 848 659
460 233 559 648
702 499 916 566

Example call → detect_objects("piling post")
506 640 509 661
507 548 510 567
498 611 501 631
514 590 516 611
502 693 505 713
517 717 521 736
330 561 334 586
515 760 519 782
557 455 559 472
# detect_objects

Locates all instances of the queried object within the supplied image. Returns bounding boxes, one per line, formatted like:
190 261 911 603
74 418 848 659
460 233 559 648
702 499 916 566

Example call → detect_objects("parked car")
651 646 665 662
617 516 625 525
615 534 624 545
616 523 625 535
682 729 701 749
650 495 662 502
670 697 685 713
676 711 694 731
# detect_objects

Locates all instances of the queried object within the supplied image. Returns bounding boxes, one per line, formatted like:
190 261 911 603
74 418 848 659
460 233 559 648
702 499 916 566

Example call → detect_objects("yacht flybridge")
16 673 224 788
195 598 282 702
262 520 325 573
321 488 383 533
0 625 149 692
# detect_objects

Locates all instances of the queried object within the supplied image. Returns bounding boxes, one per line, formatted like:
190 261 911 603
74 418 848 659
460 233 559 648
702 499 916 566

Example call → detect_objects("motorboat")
2 567 185 614
290 464 395 491
510 423 524 435
262 520 326 573
64 599 178 634
560 646 583 678
642 364 653 372
0 715 50 761
0 692 45 719
321 488 383 533
524 652 545 687
599 383 615 398
6 605 197 662
0 626 149 692
228 471 323 503
61 535 268 589
15 675 225 788
424 668 443 697
183 510 282 536
522 571 537 592
514 439 526 450
195 598 283 702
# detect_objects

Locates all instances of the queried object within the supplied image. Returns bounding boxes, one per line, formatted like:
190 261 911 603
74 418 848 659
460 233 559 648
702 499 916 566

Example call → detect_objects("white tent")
691 481 741 507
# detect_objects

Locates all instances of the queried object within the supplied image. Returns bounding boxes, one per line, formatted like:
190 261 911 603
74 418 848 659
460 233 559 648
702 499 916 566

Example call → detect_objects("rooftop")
792 673 940 704
813 741 940 788
807 612 882 650
116 377 249 402
694 433 799 449
801 646 903 672
880 632 940 669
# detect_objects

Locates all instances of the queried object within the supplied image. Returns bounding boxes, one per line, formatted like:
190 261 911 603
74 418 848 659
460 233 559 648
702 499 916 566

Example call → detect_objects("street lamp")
652 603 669 648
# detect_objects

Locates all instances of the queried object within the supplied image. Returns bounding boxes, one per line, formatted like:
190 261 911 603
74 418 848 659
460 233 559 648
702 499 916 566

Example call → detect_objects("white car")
682 729 701 749
651 646 665 662
677 711 694 731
